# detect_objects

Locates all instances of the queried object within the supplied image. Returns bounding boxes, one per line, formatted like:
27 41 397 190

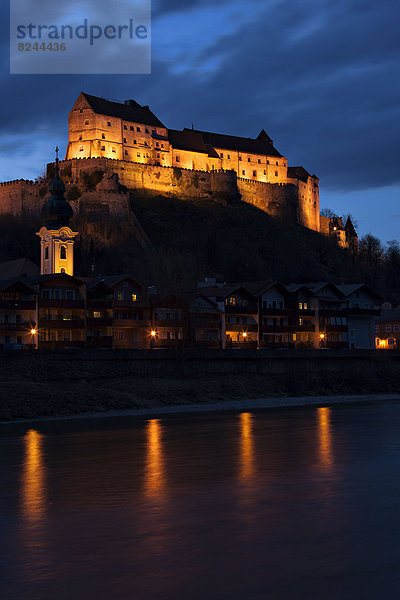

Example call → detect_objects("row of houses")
0 266 381 350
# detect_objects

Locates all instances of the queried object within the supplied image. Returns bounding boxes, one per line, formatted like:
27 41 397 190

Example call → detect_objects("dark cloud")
0 0 399 196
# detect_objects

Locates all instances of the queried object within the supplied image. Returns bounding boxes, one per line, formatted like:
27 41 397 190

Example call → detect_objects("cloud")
0 0 399 200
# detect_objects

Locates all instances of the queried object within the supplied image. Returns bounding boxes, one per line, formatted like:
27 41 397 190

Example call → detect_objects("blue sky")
1 0 399 242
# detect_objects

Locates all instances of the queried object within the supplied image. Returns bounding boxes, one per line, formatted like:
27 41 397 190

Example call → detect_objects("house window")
60 245 67 260
351 329 355 338
79 136 82 141
276 161 279 166
125 150 128 155
156 142 159 147
267 160 270 164
118 330 126 340
386 324 392 332
131 294 137 302
394 324 400 332
375 324 379 333
63 331 70 341
239 156 242 161
275 171 278 176
42 289 50 299
220 153 224 158
65 290 75 300
299 302 303 310
263 170 266 175
116 292 124 301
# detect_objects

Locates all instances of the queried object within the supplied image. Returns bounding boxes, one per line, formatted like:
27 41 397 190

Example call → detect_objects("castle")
0 91 322 233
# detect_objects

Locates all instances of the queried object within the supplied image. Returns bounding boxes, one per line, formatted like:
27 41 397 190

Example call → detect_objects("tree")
320 208 338 218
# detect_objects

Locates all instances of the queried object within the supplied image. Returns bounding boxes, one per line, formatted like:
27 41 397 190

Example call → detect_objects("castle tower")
36 149 78 276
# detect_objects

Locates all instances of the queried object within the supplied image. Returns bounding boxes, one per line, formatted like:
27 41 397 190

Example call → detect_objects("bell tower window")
44 246 49 260
60 245 67 260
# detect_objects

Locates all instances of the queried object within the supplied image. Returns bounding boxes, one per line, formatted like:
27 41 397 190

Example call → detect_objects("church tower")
36 149 78 276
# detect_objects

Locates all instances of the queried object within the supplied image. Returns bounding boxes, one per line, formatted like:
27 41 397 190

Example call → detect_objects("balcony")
325 324 348 332
86 335 113 348
86 317 113 327
39 299 85 309
87 299 113 309
39 318 85 329
295 324 316 332
0 321 34 331
154 318 185 327
262 325 293 333
226 323 258 333
225 305 257 314
261 308 293 316
348 307 380 316
113 319 151 328
0 300 36 310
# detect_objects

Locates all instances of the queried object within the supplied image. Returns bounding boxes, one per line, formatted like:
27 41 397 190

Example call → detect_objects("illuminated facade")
36 152 78 276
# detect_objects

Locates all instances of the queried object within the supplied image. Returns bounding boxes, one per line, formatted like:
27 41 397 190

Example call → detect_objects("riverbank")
2 349 400 421
1 392 400 425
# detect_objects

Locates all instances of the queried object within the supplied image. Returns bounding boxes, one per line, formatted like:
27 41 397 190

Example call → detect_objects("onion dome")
41 147 73 228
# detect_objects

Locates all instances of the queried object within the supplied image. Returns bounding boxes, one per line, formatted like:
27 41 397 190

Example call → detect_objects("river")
1 401 400 599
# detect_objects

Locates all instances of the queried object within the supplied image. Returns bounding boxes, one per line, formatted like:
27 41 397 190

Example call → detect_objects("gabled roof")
168 129 220 158
240 280 288 297
23 273 85 286
0 258 39 279
0 277 36 294
336 283 381 300
184 128 282 158
377 309 400 322
95 274 144 289
287 166 311 182
198 284 256 303
345 217 357 237
79 93 165 128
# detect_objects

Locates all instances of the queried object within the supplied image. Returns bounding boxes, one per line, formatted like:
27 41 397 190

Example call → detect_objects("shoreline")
2 393 400 426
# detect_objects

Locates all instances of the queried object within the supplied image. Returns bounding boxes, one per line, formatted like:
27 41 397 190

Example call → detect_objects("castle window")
161 144 164 148
60 268 65 274
275 171 278 177
80 109 83 113
176 156 180 162
112 147 116 153
239 156 242 161
253 171 257 177
145 128 149 134
134 139 137 144
267 160 270 164
60 246 67 260
107 121 111 126
242 170 245 176
125 150 128 155
79 146 84 151
101 146 105 151
44 246 49 259
276 161 279 166
79 136 82 140
220 153 223 158
157 153 160 158
123 138 127 143
258 159 261 164
156 142 159 147
85 120 89 125
227 154 230 159
137 152 140 157
124 124 127 130
144 141 148 146
136 127 141 132
130 126 134 131
248 157 251 162
264 170 266 175
102 133 105 139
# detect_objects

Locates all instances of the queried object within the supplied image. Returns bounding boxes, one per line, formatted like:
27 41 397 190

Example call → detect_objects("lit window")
93 311 101 318
131 294 137 302
299 302 303 310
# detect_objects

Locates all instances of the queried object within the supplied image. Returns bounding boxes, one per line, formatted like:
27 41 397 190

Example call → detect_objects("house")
375 309 400 349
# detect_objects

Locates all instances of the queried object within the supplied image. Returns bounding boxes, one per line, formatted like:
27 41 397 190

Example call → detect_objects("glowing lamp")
320 333 325 339
242 332 247 338
151 330 156 337
31 329 37 335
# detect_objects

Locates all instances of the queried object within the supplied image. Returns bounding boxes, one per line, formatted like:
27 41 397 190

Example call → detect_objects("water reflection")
239 412 254 482
21 429 46 523
144 419 165 499
318 407 333 469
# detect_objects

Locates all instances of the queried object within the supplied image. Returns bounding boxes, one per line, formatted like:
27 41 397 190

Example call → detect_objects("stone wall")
0 180 43 217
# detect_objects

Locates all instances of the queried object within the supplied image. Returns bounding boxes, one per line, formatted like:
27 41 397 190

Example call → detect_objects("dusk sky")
1 0 399 242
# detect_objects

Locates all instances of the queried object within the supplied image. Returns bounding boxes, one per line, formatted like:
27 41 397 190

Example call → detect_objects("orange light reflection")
318 407 333 468
145 419 165 499
21 429 46 523
239 412 254 482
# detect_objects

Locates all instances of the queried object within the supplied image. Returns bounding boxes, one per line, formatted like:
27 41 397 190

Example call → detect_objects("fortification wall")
0 180 43 217
236 178 298 224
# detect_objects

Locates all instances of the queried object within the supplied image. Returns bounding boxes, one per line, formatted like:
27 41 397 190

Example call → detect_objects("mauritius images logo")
10 0 151 74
